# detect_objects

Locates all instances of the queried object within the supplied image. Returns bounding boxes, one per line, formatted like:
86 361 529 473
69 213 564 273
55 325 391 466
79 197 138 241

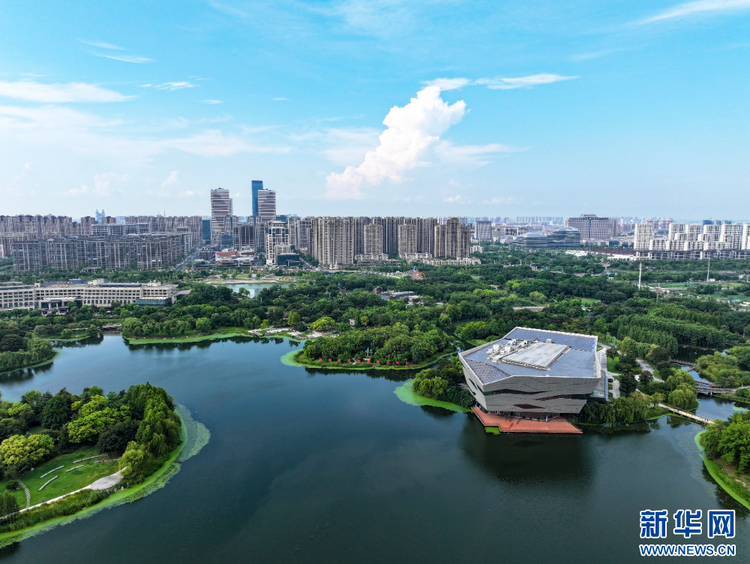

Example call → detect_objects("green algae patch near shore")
394 380 471 413
0 404 210 548
694 431 750 511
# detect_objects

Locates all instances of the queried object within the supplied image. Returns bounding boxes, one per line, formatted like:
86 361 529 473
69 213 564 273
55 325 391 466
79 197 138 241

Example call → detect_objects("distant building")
474 220 492 242
364 223 384 255
397 223 417 256
210 188 233 244
564 215 617 240
512 227 581 248
251 180 264 217
257 190 277 223
434 217 471 259
310 217 355 267
0 279 179 312
458 327 606 417
265 221 289 265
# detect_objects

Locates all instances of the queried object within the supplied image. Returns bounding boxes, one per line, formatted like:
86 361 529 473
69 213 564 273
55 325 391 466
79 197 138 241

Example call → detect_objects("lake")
0 336 747 563
222 282 289 298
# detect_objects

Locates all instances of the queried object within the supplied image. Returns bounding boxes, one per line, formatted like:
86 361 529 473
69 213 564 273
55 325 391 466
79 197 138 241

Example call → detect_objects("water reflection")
459 416 592 483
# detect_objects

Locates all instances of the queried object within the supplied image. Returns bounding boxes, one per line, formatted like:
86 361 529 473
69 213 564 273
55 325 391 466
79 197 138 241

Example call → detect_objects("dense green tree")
0 434 54 473
97 419 139 456
0 491 19 519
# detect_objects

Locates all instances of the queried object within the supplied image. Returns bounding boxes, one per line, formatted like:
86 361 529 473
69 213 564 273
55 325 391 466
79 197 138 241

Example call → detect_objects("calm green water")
223 283 289 298
0 336 747 563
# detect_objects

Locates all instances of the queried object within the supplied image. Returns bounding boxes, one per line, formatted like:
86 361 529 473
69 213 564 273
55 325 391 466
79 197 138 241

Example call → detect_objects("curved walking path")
16 469 125 515
18 482 30 509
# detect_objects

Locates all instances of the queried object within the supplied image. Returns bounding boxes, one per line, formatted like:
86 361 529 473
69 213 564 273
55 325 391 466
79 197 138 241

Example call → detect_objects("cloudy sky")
1 0 749 219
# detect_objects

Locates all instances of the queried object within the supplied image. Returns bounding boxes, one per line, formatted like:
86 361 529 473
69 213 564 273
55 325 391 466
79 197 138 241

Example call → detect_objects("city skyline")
2 1 750 218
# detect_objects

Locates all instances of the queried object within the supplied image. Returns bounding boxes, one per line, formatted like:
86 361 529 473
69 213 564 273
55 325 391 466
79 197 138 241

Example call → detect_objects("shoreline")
393 380 471 413
0 404 206 548
694 431 750 511
290 350 456 372
0 349 60 377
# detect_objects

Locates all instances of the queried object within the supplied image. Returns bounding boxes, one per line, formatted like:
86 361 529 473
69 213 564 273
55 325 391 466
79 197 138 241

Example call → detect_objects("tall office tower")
720 223 744 249
353 216 371 256
474 220 492 242
434 217 471 258
251 180 264 217
364 223 384 255
418 217 437 254
564 215 617 240
265 221 289 265
257 190 276 223
397 224 417 255
310 217 354 267
210 188 233 244
95 210 105 224
633 222 654 251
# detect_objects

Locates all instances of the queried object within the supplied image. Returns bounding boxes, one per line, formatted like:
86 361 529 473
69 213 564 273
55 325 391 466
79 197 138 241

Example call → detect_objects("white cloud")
475 74 578 90
436 142 522 167
443 194 466 203
11 162 32 184
641 0 750 24
483 196 516 205
64 172 129 197
272 97 288 101
0 81 132 103
423 78 471 91
163 130 290 157
0 105 288 163
161 170 179 188
325 85 466 199
92 53 153 63
142 82 196 91
79 40 124 50
202 99 223 104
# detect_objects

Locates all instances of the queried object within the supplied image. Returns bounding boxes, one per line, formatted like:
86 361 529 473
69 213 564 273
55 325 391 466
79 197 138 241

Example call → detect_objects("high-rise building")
397 224 417 255
310 217 354 266
564 215 617 240
251 180 263 217
289 216 312 252
257 190 276 223
633 222 654 251
210 188 232 244
434 217 471 258
265 221 289 265
474 220 492 242
364 223 384 255
418 218 437 255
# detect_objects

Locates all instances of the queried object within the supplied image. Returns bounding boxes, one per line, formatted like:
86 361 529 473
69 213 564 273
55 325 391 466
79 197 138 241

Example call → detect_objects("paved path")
88 470 125 490
19 481 30 508
636 358 664 382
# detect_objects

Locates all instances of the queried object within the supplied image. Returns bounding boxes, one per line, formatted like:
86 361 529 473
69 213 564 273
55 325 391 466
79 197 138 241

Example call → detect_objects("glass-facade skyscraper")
252 180 263 217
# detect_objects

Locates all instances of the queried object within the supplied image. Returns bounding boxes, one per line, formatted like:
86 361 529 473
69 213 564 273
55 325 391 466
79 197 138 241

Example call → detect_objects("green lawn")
607 356 621 374
580 298 600 306
1 446 120 507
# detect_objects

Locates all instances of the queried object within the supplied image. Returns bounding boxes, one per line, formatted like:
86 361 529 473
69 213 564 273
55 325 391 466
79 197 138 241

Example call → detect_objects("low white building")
0 279 178 312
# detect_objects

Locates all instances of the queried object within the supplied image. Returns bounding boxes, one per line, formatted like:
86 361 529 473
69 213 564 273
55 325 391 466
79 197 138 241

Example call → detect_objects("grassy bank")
394 380 472 413
695 431 750 511
0 349 60 377
0 404 209 548
125 330 250 345
292 350 456 372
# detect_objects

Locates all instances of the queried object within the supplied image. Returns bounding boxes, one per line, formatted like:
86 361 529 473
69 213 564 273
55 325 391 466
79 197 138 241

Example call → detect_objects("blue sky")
1 0 749 219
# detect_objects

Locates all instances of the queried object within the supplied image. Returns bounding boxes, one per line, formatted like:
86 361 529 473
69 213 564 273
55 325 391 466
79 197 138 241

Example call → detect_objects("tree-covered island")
0 383 182 538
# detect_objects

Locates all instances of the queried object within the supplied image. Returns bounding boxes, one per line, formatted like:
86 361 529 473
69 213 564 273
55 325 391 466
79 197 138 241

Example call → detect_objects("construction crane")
411 266 427 280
